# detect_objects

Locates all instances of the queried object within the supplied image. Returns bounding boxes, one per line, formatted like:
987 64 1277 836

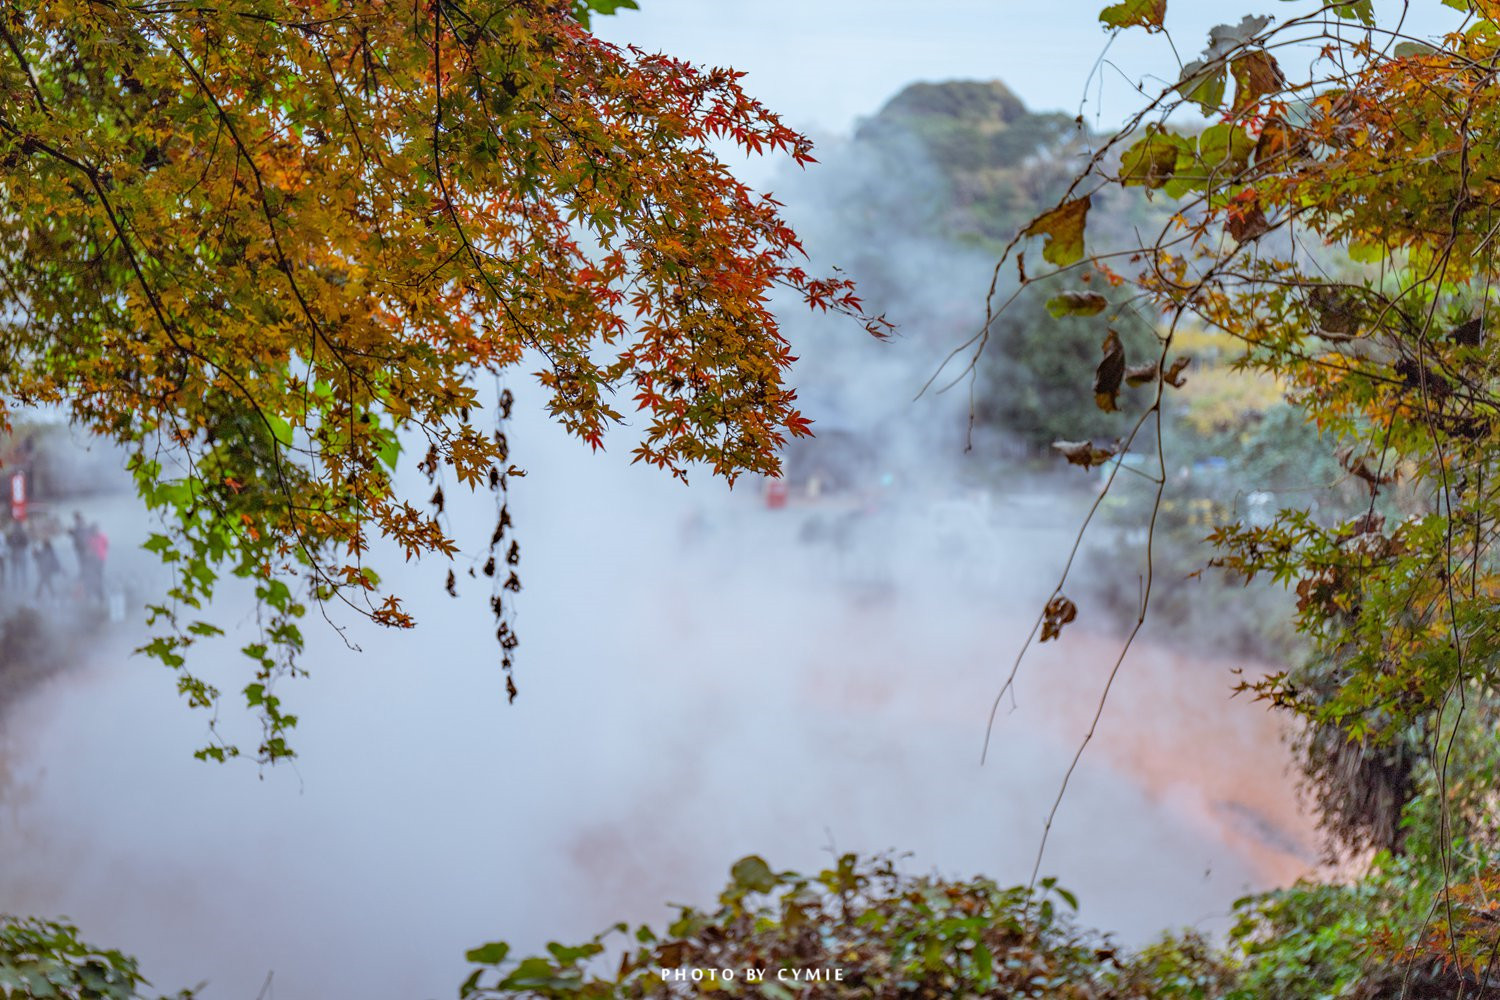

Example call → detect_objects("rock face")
873 79 1031 126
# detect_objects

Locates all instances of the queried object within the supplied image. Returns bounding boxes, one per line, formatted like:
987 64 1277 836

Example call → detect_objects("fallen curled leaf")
1041 594 1078 642
1163 356 1191 387
1122 356 1189 388
1093 329 1125 411
1052 439 1119 468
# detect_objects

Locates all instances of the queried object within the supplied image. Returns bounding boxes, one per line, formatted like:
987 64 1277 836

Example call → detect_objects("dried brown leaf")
1093 329 1126 411
1041 594 1078 642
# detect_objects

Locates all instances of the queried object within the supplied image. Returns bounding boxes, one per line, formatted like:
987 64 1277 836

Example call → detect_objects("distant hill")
855 80 1089 247
776 78 1173 459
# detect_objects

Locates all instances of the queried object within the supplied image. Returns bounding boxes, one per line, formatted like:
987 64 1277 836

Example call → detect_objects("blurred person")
86 522 108 602
34 534 61 600
68 510 89 574
6 518 28 593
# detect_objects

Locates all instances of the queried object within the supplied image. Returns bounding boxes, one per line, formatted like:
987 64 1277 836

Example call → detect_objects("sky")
594 0 1464 182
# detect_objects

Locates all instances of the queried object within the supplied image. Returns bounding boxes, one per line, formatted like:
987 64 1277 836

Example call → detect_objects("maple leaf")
0 0 885 760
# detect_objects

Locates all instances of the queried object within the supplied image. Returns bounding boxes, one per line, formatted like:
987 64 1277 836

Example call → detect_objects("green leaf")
1099 0 1166 31
974 942 994 985
1046 291 1109 317
1329 0 1374 24
570 0 639 29
265 413 294 448
731 855 780 893
1120 127 1188 189
376 432 401 471
546 941 602 964
1021 197 1091 267
497 957 576 992
1177 60 1228 112
465 941 511 965
1393 40 1437 57
1196 122 1256 181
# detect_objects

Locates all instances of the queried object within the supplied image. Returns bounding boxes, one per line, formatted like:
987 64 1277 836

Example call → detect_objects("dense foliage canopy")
968 0 1500 990
0 0 884 759
1006 0 1500 743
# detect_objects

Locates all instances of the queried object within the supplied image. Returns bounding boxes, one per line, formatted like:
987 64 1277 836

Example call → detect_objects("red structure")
764 477 788 509
10 470 26 522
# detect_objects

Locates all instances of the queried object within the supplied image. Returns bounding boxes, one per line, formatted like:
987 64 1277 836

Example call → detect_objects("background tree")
971 0 1500 988
0 0 885 760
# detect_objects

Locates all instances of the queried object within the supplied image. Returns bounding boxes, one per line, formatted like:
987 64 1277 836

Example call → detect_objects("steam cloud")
0 104 1312 1000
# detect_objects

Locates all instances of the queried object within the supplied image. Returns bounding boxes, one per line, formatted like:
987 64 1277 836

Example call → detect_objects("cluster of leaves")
458 853 1229 999
985 0 1500 850
975 285 1161 450
460 848 1500 999
9 850 1496 1000
0 916 192 999
461 848 1500 1000
0 0 885 759
1225 845 1500 1000
956 0 1500 983
1054 0 1500 738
